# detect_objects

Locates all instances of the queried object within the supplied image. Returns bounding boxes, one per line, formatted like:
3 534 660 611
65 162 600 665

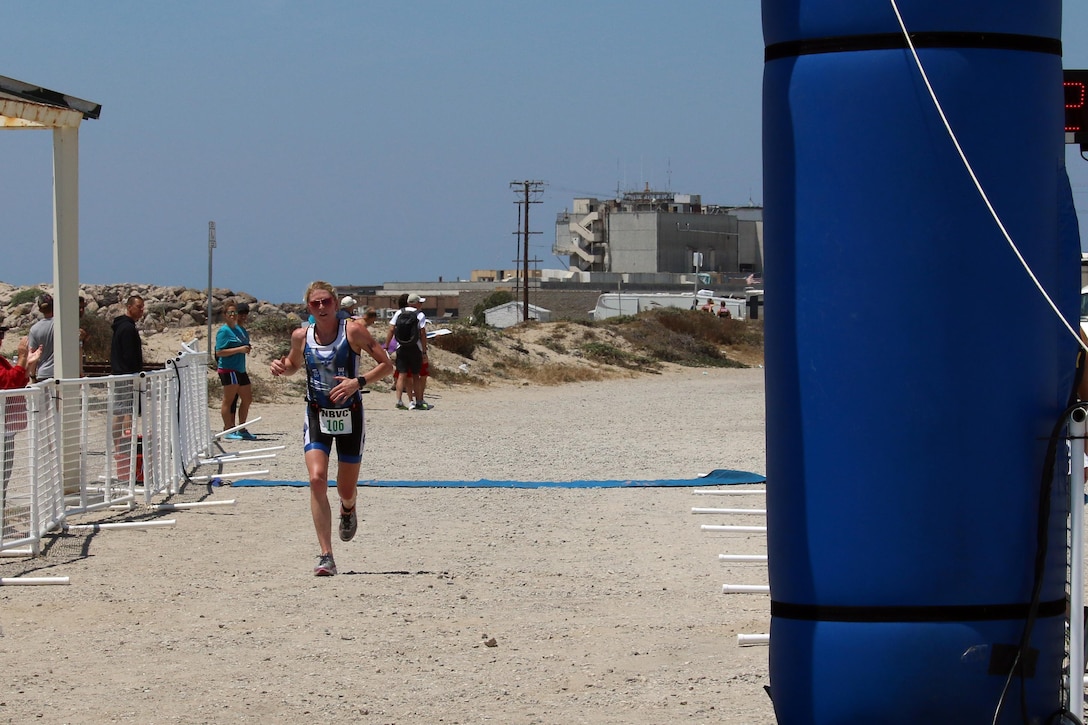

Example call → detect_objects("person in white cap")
340 296 358 316
386 293 431 410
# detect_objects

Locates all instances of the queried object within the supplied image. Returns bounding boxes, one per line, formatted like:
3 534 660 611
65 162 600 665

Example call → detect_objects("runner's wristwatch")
357 376 367 388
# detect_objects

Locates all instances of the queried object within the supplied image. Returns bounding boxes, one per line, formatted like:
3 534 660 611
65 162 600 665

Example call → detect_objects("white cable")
889 6 1082 723
889 0 1086 353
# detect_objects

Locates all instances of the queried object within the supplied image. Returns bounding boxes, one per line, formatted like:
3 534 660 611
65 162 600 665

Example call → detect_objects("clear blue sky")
2 1 1087 303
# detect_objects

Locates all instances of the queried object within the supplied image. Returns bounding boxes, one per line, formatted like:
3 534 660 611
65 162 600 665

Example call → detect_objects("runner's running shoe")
223 432 244 441
314 553 337 576
339 506 357 542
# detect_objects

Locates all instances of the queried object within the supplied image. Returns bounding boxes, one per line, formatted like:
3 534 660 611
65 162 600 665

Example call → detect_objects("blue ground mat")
229 469 766 489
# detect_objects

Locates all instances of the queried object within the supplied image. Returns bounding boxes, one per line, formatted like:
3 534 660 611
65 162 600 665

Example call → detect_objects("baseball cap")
0 326 8 334
340 295 358 308
408 293 426 304
235 302 251 314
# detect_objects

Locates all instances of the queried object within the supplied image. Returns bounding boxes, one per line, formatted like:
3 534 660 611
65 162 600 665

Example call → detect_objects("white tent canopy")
0 75 100 381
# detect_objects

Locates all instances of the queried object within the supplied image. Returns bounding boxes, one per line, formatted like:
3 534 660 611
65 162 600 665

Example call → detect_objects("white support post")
1070 407 1086 719
63 519 177 532
692 507 766 515
0 576 70 586
188 469 269 481
722 584 769 593
693 489 765 496
198 454 279 465
148 500 236 511
737 633 770 646
215 418 262 438
701 524 767 533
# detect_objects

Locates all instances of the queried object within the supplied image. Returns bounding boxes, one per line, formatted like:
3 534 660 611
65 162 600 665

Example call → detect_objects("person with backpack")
385 293 431 410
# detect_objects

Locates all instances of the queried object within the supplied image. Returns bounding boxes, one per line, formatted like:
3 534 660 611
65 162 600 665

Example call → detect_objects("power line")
511 180 545 322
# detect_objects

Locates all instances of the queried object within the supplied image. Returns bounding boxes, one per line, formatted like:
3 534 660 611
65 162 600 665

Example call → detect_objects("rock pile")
0 282 302 333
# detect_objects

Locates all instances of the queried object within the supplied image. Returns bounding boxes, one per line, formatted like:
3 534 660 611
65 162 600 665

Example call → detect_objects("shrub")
248 314 299 362
540 335 567 354
249 314 299 336
81 313 113 363
431 328 482 358
267 338 293 361
8 287 42 307
606 308 750 368
580 341 657 370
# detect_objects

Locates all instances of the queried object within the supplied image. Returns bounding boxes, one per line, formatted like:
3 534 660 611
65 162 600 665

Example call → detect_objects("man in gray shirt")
27 293 55 382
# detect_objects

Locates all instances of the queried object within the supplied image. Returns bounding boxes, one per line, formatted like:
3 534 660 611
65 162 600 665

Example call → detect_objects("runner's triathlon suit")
302 318 364 463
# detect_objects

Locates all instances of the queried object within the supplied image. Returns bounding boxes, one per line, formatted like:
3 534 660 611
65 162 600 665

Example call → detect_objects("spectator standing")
414 296 433 410
386 293 431 410
269 281 393 576
385 294 407 407
110 295 145 459
717 302 732 319
27 293 55 382
216 301 255 441
1 329 41 511
111 295 145 375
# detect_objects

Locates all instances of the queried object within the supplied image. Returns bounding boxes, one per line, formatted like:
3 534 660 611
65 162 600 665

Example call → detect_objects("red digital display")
1066 70 1088 144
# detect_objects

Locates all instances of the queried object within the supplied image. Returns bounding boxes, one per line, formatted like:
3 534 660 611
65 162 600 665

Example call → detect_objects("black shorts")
303 403 364 463
395 345 423 376
218 370 251 387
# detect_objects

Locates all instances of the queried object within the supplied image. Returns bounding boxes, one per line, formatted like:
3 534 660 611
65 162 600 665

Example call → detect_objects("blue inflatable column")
762 2 1078 722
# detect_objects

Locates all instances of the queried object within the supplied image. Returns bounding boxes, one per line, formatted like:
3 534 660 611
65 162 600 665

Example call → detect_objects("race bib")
318 408 352 435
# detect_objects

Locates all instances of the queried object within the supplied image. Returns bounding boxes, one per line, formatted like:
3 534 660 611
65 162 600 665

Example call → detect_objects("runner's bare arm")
350 322 393 383
270 327 307 377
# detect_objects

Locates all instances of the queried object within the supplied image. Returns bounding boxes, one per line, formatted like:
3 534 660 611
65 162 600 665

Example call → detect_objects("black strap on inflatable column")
770 598 1066 623
765 32 1061 62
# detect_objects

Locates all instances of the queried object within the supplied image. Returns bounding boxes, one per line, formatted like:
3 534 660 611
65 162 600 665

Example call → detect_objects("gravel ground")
0 366 774 724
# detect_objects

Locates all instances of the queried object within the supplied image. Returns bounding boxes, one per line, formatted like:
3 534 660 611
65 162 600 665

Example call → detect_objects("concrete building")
554 188 763 277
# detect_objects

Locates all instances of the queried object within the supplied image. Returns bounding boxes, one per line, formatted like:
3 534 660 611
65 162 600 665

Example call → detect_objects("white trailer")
591 292 746 321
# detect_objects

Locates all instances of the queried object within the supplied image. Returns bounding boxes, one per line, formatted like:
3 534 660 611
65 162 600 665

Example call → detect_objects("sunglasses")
225 312 238 317
308 297 335 309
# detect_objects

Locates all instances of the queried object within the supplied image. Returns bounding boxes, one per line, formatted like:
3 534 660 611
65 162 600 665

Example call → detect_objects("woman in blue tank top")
270 281 393 576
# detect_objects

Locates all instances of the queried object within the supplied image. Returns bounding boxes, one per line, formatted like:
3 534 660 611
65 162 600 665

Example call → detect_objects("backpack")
394 309 420 345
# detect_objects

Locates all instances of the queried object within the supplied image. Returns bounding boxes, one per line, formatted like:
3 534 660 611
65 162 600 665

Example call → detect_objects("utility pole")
206 221 216 365
510 180 545 322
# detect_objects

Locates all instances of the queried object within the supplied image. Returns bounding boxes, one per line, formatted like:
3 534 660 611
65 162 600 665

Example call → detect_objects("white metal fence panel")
1 351 215 558
55 375 140 516
1 385 62 553
141 368 180 502
173 353 212 472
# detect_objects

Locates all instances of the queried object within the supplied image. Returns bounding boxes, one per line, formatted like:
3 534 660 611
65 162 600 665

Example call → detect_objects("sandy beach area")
0 366 773 724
